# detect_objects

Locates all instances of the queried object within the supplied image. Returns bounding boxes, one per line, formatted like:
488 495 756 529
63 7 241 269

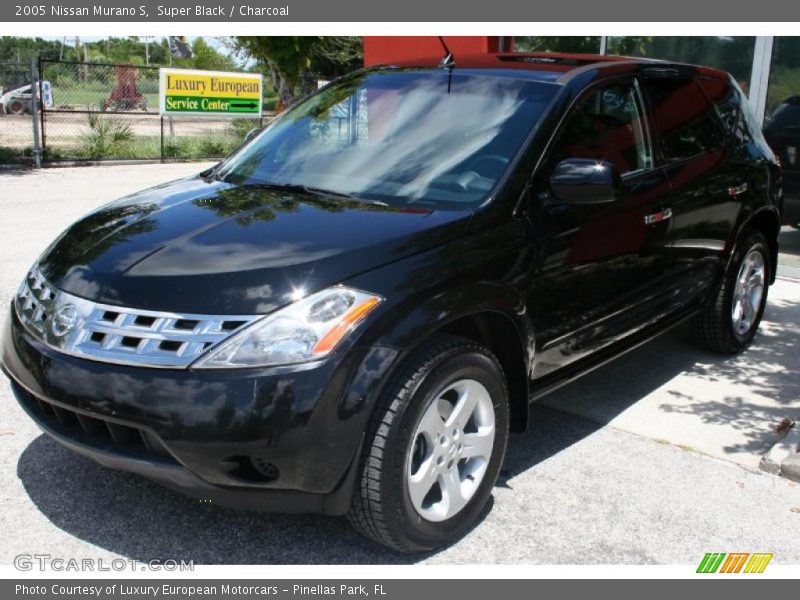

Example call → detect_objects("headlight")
192 286 383 369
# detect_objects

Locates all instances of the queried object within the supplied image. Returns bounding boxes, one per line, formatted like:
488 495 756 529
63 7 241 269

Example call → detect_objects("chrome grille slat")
14 266 260 369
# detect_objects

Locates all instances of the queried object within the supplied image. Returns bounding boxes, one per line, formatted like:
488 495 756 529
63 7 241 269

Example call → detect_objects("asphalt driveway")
0 163 798 565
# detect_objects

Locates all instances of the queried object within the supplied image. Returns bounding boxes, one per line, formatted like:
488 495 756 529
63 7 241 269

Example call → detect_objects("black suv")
1 53 781 553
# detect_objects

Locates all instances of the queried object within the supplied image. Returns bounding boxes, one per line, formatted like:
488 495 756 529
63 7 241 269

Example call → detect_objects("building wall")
363 36 502 66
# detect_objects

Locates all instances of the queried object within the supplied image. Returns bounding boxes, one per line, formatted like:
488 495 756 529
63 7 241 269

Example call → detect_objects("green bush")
162 139 188 158
197 138 228 157
0 146 23 164
78 113 134 159
43 147 67 161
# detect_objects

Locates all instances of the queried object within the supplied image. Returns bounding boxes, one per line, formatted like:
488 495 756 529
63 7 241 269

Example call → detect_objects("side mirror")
549 158 622 204
244 126 263 144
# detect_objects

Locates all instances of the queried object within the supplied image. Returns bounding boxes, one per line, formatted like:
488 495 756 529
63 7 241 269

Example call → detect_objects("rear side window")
698 76 752 144
644 77 726 162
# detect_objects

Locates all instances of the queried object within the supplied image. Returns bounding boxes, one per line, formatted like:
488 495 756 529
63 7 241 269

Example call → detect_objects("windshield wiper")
303 185 388 206
201 164 225 182
254 182 388 207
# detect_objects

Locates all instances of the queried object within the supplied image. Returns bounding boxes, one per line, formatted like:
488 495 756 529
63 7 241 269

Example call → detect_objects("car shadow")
17 405 599 564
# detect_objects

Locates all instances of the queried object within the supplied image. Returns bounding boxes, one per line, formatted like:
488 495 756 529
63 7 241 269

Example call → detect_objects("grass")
44 133 242 160
53 88 159 110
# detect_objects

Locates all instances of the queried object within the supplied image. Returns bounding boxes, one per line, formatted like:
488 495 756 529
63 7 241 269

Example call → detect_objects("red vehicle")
102 64 148 111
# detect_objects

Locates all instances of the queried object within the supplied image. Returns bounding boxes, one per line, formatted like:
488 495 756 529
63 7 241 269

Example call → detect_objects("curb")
759 422 800 482
782 453 800 482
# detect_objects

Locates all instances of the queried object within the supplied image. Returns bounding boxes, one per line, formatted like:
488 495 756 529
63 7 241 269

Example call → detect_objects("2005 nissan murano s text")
1 52 782 552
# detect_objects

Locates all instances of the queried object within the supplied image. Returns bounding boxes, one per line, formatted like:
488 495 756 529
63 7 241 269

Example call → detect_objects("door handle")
644 208 672 225
728 183 748 197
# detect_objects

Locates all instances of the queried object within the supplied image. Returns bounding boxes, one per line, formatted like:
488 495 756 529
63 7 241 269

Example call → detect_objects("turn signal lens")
313 297 381 354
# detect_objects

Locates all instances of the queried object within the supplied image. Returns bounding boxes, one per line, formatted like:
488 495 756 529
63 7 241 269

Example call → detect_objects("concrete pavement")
541 278 800 472
778 225 800 279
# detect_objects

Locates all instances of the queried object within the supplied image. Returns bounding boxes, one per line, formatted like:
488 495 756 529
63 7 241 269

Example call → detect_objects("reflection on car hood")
38 176 471 314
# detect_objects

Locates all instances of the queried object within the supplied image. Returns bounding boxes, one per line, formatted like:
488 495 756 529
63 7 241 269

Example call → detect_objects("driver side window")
549 80 652 176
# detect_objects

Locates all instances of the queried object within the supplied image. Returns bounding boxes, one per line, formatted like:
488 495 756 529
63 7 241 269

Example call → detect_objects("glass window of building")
606 37 756 89
512 37 602 54
764 37 800 208
765 37 800 117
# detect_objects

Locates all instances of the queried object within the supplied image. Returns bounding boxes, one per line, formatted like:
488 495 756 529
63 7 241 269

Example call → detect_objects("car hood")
38 176 471 314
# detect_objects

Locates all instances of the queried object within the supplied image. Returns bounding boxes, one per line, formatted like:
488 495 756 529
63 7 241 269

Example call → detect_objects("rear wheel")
693 229 770 354
347 335 509 553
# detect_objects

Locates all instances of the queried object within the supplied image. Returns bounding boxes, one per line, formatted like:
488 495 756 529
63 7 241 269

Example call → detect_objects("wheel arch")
738 207 781 283
437 311 530 432
359 284 534 433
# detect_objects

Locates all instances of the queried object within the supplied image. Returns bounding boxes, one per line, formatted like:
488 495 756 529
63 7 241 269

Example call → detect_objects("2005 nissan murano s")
1 52 782 552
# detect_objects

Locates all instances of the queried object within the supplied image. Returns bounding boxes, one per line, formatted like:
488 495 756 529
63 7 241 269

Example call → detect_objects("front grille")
13 382 176 463
15 268 57 338
15 266 259 368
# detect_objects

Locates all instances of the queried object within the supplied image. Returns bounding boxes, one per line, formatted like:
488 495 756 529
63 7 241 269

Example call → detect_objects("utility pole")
29 59 43 169
141 36 153 65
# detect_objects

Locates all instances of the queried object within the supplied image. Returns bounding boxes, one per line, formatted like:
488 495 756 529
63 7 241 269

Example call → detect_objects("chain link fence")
0 62 37 163
0 60 337 165
36 60 268 162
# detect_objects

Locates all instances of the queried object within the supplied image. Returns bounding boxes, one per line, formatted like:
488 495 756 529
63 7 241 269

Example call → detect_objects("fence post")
160 115 165 162
39 58 46 155
29 58 43 168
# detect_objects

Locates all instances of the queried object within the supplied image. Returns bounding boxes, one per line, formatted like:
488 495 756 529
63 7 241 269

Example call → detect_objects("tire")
693 228 771 354
347 334 510 553
7 99 24 115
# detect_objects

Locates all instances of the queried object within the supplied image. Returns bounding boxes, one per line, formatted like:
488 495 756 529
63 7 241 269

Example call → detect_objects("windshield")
215 69 558 209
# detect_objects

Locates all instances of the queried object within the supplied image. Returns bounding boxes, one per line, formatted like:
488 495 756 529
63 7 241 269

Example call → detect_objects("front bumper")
2 307 396 514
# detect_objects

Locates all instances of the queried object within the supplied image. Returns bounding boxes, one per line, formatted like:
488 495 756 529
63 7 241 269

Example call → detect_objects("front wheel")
347 335 509 553
693 229 770 354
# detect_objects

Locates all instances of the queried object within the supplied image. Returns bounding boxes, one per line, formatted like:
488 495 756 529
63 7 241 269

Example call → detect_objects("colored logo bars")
697 552 773 573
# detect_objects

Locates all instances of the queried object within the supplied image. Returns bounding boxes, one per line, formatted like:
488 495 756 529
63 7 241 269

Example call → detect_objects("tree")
190 37 236 71
233 36 324 107
513 37 602 54
311 37 364 78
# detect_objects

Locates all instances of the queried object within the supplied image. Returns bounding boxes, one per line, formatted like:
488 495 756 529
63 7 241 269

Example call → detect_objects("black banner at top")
3 0 800 22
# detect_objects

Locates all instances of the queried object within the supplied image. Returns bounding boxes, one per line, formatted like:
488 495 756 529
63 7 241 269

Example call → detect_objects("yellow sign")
159 68 262 116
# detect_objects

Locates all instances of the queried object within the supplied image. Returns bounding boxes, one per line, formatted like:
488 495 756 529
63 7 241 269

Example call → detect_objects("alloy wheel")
405 378 496 523
731 248 766 335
